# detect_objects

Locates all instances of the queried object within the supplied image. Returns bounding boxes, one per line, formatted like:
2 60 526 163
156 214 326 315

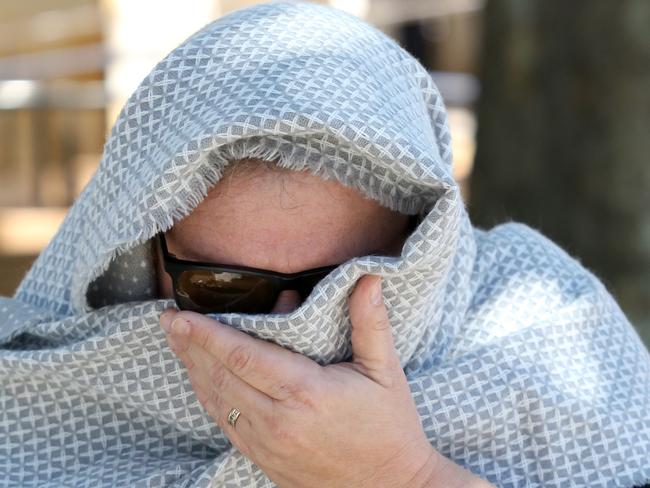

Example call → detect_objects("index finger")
169 311 319 400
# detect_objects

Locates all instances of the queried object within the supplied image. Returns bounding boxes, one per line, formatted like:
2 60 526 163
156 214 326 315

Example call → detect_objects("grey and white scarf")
2 3 649 487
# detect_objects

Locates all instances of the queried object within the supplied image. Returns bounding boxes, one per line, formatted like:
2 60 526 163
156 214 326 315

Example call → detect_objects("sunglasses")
156 233 338 314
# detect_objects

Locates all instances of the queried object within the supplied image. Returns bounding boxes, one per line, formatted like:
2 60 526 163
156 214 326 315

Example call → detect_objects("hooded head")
154 158 416 313
14 1 475 368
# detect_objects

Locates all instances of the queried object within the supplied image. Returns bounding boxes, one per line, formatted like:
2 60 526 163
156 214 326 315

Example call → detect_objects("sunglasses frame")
156 232 338 313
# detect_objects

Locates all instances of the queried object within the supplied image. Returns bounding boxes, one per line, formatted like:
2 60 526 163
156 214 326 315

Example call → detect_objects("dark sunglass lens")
295 270 332 300
176 269 276 313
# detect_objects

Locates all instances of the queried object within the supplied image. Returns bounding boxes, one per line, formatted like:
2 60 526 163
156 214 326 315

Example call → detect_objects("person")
1 2 649 487
154 159 494 487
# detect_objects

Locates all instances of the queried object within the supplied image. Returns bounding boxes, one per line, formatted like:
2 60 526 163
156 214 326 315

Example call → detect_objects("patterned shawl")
2 3 649 487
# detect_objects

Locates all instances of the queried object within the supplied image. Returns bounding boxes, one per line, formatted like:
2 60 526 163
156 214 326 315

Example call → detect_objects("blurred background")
0 0 648 345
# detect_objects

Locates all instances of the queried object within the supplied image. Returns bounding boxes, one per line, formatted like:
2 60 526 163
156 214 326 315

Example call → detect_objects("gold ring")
227 407 241 428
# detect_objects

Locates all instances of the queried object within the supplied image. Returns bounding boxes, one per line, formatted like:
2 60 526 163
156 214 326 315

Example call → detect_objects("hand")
159 275 491 488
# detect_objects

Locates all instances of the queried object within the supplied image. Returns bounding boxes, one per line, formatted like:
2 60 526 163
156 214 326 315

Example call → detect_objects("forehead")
166 167 405 272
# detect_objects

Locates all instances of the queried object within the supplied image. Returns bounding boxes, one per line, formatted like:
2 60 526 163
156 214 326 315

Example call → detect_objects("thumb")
348 275 400 385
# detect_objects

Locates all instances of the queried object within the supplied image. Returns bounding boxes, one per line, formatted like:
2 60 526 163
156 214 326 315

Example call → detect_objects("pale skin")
157 161 494 487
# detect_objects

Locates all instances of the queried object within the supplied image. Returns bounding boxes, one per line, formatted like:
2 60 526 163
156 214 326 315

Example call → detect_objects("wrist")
411 449 495 488
405 447 439 488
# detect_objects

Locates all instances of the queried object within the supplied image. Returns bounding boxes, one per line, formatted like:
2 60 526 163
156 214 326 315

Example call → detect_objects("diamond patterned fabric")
2 2 649 487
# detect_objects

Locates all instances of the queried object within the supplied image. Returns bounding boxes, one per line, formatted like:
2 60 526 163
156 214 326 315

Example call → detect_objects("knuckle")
371 315 390 332
219 407 231 429
265 412 280 434
375 370 397 389
209 386 222 410
261 405 294 443
225 344 255 375
269 367 320 408
274 426 295 447
198 329 211 350
260 410 276 430
215 409 228 430
267 415 294 445
195 389 209 408
192 381 208 405
183 354 196 371
208 401 221 423
279 381 319 411
375 365 403 389
210 363 229 391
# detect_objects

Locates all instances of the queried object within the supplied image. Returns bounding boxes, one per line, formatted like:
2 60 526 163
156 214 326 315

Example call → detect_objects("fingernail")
160 310 174 333
370 277 383 306
171 318 190 335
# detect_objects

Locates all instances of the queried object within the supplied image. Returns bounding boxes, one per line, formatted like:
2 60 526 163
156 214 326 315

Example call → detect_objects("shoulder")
467 221 622 331
472 221 606 297
442 220 641 361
